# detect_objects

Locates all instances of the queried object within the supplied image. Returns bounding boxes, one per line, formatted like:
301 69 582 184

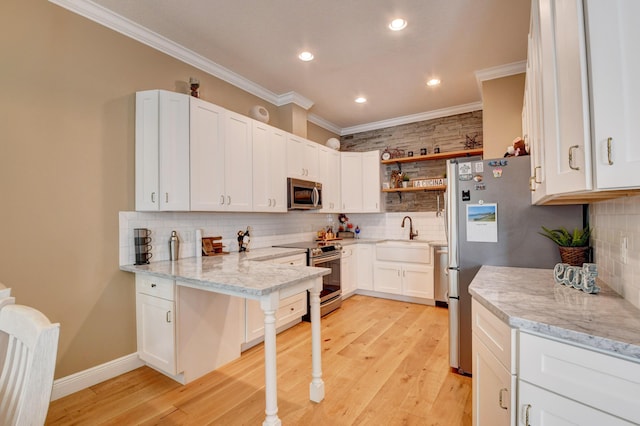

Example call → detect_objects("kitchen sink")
376 240 431 264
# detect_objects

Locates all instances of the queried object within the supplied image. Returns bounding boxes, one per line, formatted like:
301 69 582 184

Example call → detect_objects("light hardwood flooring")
46 295 472 425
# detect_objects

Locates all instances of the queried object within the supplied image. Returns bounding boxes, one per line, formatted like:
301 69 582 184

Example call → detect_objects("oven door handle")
311 254 341 265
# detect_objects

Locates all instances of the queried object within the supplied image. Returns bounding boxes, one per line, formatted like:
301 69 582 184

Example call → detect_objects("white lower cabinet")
340 246 357 297
518 331 640 425
135 274 243 384
243 253 307 349
472 300 516 426
356 244 374 291
373 262 433 299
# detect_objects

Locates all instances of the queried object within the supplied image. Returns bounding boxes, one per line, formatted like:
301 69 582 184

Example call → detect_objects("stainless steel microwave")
287 178 322 210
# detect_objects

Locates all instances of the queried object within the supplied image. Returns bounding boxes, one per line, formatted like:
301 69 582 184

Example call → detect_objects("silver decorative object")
553 263 600 294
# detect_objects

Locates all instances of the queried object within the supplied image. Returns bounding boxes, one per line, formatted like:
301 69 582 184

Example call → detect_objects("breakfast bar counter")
122 253 330 426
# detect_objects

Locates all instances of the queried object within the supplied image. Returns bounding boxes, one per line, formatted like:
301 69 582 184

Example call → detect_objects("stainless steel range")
273 241 342 319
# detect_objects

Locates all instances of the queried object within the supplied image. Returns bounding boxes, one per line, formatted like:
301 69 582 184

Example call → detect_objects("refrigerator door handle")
448 268 459 299
448 297 460 370
446 160 459 270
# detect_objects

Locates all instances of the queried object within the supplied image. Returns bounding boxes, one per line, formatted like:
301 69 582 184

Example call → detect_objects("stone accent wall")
341 111 483 212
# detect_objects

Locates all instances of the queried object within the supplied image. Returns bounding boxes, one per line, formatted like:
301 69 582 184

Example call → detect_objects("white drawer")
471 299 516 373
136 275 175 301
520 331 640 424
270 253 306 266
277 292 306 327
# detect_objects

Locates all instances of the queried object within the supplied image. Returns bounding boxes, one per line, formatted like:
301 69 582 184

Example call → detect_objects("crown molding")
475 60 527 96
307 114 342 136
48 0 313 111
340 102 483 136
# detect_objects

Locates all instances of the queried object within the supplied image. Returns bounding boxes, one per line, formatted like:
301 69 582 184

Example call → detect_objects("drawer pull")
166 311 172 323
607 137 613 165
498 388 508 410
151 283 156 288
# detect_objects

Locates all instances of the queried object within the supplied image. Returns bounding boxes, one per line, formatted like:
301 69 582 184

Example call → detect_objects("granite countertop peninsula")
121 247 328 298
469 265 640 362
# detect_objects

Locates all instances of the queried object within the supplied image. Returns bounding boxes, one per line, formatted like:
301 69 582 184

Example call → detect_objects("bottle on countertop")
169 230 180 261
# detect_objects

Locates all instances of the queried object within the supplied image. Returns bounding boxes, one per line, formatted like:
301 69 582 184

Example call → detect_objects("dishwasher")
433 244 448 307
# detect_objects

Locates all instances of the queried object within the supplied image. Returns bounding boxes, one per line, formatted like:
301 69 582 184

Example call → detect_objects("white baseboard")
51 353 144 401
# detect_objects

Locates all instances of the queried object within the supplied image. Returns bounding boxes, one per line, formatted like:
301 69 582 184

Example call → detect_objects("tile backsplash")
590 195 640 309
119 211 446 265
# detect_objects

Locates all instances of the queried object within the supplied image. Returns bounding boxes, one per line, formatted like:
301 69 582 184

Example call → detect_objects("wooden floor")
46 295 472 425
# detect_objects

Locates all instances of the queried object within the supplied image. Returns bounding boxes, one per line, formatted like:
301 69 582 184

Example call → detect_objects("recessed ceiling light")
427 78 441 87
389 18 408 31
355 97 367 104
298 51 314 61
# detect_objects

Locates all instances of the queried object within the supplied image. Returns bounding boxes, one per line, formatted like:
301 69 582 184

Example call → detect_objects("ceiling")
62 0 531 134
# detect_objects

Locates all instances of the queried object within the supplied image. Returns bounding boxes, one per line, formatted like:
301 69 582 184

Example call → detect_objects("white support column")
260 292 281 426
309 278 325 402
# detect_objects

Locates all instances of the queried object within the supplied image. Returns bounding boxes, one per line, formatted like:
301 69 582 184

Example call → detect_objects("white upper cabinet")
189 97 225 211
287 134 318 180
526 0 640 204
135 90 190 211
190 104 252 211
362 150 381 212
252 121 287 212
585 0 640 190
537 0 592 195
341 151 381 213
318 145 341 213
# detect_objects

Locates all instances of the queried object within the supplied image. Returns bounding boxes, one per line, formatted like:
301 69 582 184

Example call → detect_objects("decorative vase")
558 246 590 266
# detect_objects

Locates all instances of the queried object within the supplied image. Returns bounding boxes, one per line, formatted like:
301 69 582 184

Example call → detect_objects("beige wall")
0 0 316 378
482 73 526 159
307 122 339 146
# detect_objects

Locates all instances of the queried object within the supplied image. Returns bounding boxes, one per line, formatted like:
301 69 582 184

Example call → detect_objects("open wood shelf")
382 185 446 193
380 148 483 165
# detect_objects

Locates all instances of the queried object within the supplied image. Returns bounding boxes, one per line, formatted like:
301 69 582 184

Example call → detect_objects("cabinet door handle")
607 137 614 165
524 404 531 426
498 388 508 410
568 145 580 170
151 283 156 288
227 195 231 205
166 311 172 323
220 195 225 205
268 198 272 207
151 192 156 203
272 198 276 207
165 192 169 203
529 176 536 192
534 165 542 184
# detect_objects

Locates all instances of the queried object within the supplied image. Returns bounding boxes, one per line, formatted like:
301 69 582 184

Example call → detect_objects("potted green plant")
401 173 411 188
539 225 592 266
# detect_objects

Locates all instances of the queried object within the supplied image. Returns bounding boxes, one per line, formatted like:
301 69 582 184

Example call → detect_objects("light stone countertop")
121 247 329 298
469 265 640 362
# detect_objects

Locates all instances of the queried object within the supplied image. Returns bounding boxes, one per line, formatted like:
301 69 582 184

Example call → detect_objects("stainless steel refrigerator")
446 155 584 375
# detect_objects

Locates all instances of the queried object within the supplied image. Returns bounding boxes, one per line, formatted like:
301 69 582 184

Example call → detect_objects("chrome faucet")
401 216 419 240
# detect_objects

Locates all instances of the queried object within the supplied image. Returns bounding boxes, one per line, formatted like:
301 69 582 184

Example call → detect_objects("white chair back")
0 302 59 425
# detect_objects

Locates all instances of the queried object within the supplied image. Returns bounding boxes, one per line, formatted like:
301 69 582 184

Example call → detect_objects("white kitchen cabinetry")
318 145 342 212
373 262 433 299
136 275 176 374
135 90 190 211
189 97 225 210
252 121 287 212
471 300 516 426
287 134 318 180
537 0 592 196
340 246 357 298
341 150 381 213
135 274 243 384
244 253 308 349
518 331 640 426
356 244 374 291
525 0 640 204
190 102 252 211
585 0 640 190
